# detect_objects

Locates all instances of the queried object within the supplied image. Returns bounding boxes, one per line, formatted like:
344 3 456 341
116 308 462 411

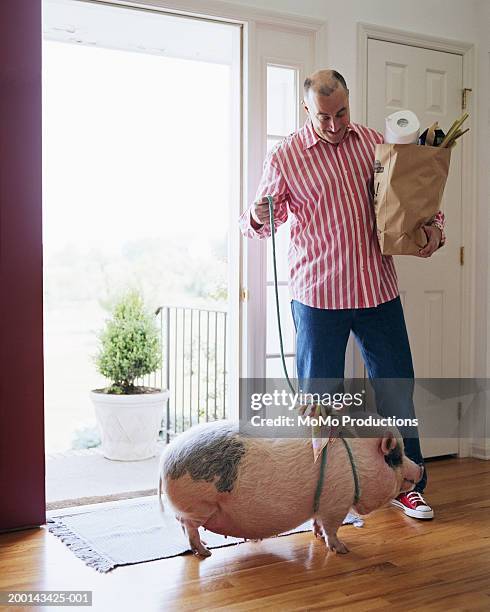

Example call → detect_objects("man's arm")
238 153 290 239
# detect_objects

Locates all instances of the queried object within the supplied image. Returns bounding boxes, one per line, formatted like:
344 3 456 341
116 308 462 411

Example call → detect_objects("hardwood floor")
1 457 490 611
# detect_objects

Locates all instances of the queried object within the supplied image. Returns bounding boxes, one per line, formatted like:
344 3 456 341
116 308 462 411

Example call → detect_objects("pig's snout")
400 462 424 493
405 463 424 485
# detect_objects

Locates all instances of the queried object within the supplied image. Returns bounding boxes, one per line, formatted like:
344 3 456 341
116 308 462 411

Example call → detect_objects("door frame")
357 23 476 457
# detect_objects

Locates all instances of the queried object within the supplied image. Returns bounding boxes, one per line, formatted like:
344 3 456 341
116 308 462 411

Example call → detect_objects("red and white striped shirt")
239 119 445 310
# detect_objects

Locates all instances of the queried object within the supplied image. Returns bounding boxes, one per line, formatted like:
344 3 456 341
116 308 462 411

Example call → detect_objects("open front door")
0 1 46 531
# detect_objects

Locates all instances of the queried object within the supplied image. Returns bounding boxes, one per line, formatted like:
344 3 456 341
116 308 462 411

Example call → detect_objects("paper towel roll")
384 110 420 144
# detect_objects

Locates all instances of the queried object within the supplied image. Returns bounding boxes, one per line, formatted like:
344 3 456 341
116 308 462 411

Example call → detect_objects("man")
239 69 445 519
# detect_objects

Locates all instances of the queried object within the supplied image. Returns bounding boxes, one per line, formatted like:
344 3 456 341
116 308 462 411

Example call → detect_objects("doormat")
47 496 363 572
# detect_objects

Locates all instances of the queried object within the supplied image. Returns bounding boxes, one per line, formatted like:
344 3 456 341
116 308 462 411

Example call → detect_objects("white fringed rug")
47 496 363 572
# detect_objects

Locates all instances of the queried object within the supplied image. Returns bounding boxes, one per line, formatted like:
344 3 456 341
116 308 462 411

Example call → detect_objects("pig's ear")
380 432 397 456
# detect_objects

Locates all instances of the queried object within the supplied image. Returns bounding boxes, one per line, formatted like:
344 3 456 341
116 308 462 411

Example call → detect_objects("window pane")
265 64 298 373
267 65 297 136
266 216 290 281
266 284 296 355
266 356 296 379
267 136 281 152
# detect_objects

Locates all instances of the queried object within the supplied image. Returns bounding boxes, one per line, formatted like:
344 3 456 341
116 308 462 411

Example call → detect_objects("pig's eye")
384 445 403 468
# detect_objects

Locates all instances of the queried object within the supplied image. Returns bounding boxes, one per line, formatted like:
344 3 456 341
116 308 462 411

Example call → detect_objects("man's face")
303 86 350 144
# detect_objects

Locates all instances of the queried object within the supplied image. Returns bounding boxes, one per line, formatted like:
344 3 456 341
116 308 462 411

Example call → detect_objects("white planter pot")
90 389 169 461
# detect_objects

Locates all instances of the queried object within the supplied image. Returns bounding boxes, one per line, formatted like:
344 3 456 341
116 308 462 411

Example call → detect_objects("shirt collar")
300 118 360 150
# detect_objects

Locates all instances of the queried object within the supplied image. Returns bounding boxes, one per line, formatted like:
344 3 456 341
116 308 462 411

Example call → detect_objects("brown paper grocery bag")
373 144 451 255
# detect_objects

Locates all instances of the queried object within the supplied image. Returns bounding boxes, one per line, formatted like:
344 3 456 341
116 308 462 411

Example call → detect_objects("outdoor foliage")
95 290 162 394
43 235 228 310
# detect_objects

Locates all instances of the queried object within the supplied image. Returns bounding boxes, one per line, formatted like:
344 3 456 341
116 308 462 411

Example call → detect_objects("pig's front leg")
181 519 212 558
317 507 350 554
324 529 349 554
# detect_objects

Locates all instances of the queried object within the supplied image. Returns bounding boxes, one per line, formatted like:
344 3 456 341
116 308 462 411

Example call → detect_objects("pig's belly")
202 500 312 539
203 513 311 539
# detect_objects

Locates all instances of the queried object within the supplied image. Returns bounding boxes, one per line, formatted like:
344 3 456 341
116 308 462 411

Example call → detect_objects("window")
265 64 298 379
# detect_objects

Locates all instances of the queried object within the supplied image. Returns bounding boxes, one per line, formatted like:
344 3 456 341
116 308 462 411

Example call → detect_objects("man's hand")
417 225 442 258
250 193 288 227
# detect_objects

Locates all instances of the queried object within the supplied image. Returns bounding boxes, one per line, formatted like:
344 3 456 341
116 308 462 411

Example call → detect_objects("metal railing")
140 305 228 442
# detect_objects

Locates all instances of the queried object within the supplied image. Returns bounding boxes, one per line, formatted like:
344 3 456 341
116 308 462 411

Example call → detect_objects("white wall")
233 0 480 118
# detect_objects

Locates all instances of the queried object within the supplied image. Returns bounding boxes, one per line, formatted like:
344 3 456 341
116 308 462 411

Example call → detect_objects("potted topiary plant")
90 290 169 461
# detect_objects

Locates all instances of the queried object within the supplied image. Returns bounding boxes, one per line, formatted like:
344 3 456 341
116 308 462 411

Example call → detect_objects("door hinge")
457 401 462 421
462 88 472 110
460 246 464 266
240 287 249 302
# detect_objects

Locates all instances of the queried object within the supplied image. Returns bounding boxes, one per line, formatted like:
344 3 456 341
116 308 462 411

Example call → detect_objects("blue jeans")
291 296 427 493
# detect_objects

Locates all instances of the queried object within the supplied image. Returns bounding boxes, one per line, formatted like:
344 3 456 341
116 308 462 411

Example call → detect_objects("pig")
158 420 423 557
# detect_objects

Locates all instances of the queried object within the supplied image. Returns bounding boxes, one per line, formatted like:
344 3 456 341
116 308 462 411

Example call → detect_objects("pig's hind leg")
316 506 351 554
312 518 324 538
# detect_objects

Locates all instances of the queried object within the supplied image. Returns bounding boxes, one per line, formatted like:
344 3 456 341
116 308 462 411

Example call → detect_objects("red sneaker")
391 491 434 519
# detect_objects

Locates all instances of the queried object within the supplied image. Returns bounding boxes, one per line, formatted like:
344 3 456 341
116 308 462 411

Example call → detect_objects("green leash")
340 435 361 506
266 195 361 512
313 444 329 513
313 435 360 513
267 195 296 397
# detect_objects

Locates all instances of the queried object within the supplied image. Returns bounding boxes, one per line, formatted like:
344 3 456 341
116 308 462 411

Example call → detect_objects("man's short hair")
304 70 349 97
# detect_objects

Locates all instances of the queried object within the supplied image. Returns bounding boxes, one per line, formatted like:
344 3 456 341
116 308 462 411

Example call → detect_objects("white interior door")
243 24 316 380
367 39 464 456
